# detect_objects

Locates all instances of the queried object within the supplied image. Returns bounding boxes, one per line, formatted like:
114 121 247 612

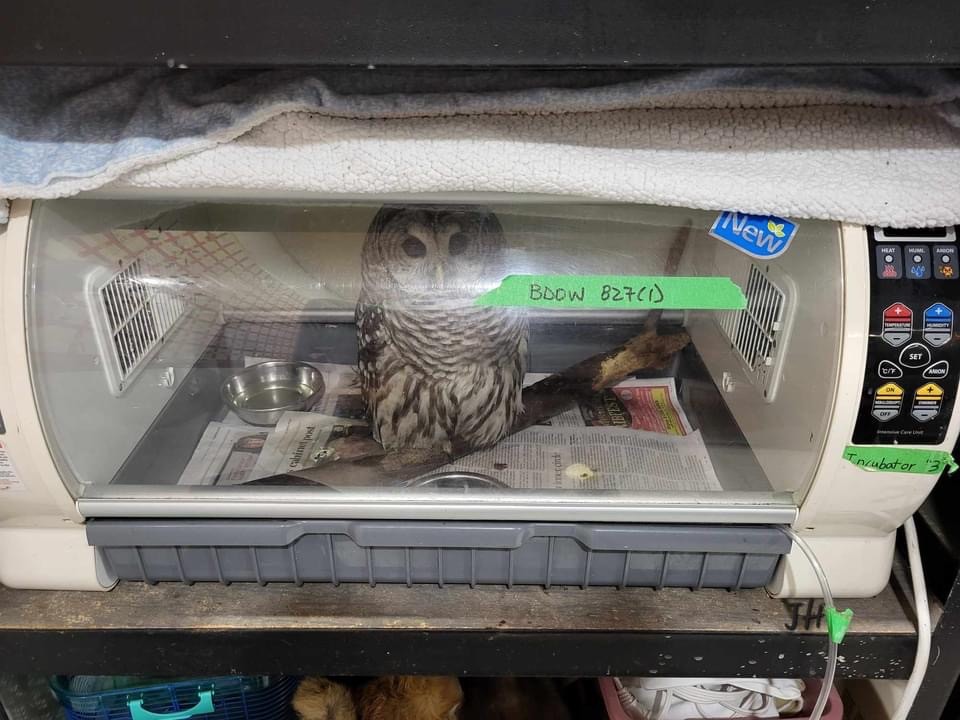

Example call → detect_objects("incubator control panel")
854 227 960 444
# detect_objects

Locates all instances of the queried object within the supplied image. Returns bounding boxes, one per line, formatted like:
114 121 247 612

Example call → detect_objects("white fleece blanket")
114 103 960 227
3 67 960 226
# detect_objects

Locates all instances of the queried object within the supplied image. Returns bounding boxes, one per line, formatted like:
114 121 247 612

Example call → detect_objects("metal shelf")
0 576 921 677
3 0 960 68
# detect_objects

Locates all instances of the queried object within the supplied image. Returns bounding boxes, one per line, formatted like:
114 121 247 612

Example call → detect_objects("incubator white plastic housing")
0 197 954 596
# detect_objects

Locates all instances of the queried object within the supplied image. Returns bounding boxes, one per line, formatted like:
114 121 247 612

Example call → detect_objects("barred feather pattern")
356 205 527 452
357 298 527 451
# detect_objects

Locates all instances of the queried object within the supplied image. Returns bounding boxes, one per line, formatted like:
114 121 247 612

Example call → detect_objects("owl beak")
435 264 444 288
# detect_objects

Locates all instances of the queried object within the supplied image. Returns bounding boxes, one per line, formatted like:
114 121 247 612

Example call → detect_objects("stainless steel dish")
405 471 509 489
221 361 325 426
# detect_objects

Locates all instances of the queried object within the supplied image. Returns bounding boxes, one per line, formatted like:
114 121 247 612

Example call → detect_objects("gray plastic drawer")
87 520 790 589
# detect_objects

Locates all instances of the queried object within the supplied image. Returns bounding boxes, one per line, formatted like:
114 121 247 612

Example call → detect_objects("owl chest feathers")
357 301 528 452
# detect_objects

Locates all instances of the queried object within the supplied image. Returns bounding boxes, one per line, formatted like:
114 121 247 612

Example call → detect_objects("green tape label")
842 445 959 475
474 275 746 311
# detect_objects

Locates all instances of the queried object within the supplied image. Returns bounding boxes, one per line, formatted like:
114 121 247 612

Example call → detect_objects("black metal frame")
905 479 960 720
0 628 919 678
3 0 960 68
0 578 921 678
3 2 960 710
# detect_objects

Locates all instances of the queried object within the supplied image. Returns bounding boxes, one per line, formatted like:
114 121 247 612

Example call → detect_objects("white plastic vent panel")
718 263 794 402
89 259 186 396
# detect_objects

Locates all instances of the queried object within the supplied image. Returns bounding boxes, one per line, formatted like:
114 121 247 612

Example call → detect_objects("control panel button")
934 244 958 280
872 382 904 421
899 342 931 368
905 244 932 279
882 303 913 346
856 228 960 445
923 303 954 347
876 244 903 279
877 359 903 379
911 382 945 422
923 360 950 379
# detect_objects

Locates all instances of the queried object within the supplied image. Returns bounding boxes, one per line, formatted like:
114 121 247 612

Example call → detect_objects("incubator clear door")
23 198 843 522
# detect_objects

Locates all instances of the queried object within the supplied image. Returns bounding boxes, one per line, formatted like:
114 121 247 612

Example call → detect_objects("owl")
356 205 528 453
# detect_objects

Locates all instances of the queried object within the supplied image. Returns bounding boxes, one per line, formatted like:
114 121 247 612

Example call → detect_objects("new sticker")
709 211 797 260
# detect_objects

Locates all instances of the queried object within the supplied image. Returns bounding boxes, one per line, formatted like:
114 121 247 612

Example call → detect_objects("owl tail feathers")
327 433 387 462
286 444 454 487
242 434 389 488
292 677 358 720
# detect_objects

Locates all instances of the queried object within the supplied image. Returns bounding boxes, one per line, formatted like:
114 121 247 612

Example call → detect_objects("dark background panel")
3 0 960 68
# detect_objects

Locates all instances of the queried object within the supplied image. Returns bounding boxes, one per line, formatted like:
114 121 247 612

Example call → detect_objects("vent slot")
91 259 185 395
718 264 790 401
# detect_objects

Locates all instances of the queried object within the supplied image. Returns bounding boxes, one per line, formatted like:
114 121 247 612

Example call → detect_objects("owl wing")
355 299 386 407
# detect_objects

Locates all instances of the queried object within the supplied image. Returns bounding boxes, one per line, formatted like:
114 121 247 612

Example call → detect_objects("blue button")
924 303 954 347
925 303 952 322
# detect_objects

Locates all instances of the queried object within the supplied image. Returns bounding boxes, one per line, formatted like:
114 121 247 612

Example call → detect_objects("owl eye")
401 235 427 258
448 232 472 256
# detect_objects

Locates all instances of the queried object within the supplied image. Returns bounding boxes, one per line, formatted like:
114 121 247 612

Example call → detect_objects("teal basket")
50 676 297 720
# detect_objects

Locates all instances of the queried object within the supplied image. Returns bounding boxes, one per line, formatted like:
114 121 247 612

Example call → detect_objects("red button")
884 302 912 321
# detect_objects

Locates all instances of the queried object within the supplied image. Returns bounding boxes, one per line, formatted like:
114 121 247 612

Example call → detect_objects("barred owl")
356 205 527 452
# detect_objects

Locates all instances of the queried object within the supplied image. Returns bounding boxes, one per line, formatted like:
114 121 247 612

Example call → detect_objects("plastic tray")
88 519 790 589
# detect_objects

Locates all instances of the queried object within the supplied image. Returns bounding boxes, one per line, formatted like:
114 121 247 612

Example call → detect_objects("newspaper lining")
179 361 721 491
252 412 367 478
442 427 719 492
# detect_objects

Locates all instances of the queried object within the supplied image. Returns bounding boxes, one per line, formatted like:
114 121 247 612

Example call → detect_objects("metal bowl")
405 471 509 490
222 361 325 426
